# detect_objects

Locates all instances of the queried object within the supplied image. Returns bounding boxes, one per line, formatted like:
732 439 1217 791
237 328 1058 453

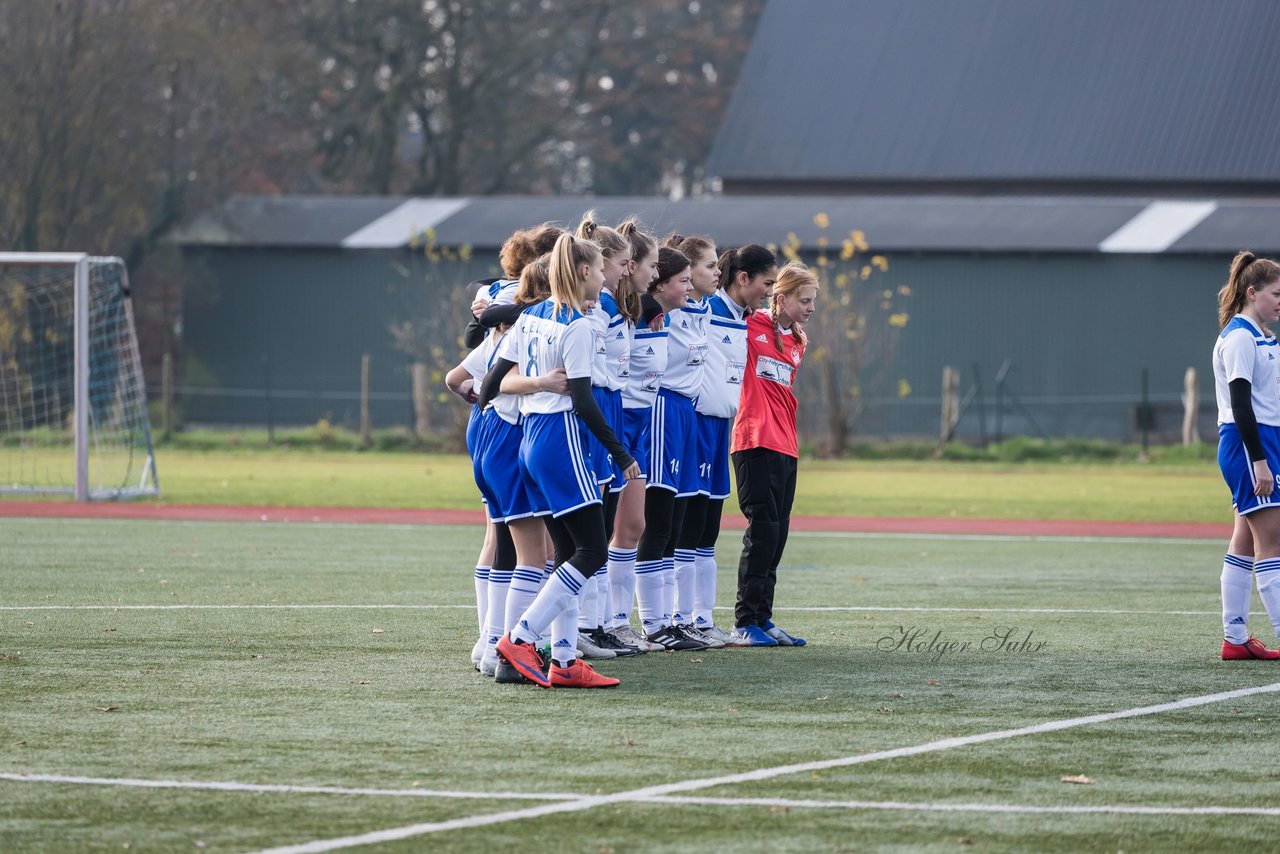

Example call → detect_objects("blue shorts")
697 414 733 499
465 404 482 457
521 411 602 517
584 386 625 489
623 407 652 480
648 388 700 496
473 410 539 522
1219 423 1280 515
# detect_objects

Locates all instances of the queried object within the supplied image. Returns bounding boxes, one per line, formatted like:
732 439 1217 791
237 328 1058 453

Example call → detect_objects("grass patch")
0 518 1271 852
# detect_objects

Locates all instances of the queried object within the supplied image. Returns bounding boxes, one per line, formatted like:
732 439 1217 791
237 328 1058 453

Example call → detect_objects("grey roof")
708 0 1280 190
170 193 1280 254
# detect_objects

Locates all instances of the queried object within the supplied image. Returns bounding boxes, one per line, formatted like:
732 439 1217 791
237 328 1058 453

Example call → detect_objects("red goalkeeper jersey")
731 311 806 458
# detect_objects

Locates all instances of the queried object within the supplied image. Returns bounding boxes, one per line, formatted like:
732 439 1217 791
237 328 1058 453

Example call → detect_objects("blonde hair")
1219 250 1280 330
770 262 819 352
548 233 601 314
577 211 629 260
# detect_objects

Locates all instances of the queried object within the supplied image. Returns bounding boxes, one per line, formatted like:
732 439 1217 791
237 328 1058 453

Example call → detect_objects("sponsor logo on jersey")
681 319 689 328
755 334 768 343
645 346 654 354
722 335 732 344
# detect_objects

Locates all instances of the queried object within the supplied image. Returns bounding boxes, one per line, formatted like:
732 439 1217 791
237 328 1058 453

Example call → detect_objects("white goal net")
0 253 159 500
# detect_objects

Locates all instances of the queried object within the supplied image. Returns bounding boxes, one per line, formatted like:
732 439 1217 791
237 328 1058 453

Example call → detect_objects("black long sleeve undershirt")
568 376 635 472
461 278 504 348
640 293 664 326
1230 378 1266 462
479 302 523 329
473 362 635 473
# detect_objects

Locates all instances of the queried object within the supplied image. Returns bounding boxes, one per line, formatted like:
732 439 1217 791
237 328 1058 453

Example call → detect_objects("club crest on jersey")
791 346 801 364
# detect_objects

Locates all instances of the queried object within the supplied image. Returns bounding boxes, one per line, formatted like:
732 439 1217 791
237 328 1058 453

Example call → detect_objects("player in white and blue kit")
604 220 664 652
478 234 638 689
633 246 710 650
676 243 778 646
1213 251 1280 660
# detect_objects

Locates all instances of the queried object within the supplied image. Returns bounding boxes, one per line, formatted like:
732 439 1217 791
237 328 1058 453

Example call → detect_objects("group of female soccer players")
445 212 819 688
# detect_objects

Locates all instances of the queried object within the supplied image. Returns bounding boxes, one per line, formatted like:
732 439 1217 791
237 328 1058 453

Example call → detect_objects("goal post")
0 252 160 500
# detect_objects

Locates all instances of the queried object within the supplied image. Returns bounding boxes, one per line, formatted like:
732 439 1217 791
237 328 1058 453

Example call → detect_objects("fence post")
262 353 274 444
360 354 372 447
412 362 431 439
940 365 958 444
161 352 173 441
1182 367 1200 446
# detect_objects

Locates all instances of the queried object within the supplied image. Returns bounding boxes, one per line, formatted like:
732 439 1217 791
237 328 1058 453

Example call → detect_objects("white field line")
7 772 1278 820
0 774 579 802
246 680 1280 854
645 794 1280 817
0 603 1231 616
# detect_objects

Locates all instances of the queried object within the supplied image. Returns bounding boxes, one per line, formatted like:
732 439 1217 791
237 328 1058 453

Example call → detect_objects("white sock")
578 573 601 631
673 549 696 624
483 569 511 664
593 565 608 628
511 563 588 645
607 547 637 629
474 565 490 635
661 556 676 627
635 559 665 635
551 600 581 667
505 565 542 636
1254 557 1280 638
693 547 717 627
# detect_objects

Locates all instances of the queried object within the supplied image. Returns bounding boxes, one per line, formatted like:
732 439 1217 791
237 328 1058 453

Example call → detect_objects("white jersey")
486 278 519 307
585 287 630 392
661 296 710 398
496 298 593 416
696 290 750 418
1215 314 1280 426
624 327 668 409
461 330 521 425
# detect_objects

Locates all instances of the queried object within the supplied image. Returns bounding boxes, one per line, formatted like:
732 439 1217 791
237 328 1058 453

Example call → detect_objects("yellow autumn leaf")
897 379 911 397
889 312 910 327
813 212 829 228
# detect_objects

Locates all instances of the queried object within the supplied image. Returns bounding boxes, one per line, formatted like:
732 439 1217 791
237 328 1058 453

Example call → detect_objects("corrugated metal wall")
183 248 1227 443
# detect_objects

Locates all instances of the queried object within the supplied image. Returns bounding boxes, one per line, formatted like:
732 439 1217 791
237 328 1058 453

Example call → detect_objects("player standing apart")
1213 251 1280 659
731 262 818 647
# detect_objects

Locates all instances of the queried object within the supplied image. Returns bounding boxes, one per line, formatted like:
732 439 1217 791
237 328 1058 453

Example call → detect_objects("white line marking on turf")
646 795 1280 816
9 773 1278 820
792 531 1225 546
246 680 1280 854
0 774 580 802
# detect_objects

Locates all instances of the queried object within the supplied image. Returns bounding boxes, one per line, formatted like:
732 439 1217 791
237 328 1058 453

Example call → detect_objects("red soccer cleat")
548 659 620 689
1221 637 1280 660
496 634 551 687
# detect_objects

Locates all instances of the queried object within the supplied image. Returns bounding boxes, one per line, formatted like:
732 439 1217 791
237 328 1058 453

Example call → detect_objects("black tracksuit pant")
732 447 798 628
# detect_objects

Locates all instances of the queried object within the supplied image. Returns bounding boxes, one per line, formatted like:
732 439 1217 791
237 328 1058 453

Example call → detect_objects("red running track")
0 501 1231 540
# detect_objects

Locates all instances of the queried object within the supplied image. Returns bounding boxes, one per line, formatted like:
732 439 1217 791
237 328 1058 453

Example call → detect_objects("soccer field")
2 518 1277 853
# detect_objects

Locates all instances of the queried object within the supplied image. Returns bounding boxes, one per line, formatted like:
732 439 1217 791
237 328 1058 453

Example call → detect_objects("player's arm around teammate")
730 262 818 647
476 234 638 688
1213 252 1280 660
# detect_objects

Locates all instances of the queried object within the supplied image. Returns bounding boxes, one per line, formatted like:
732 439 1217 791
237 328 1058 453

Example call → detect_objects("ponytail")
548 233 601 314
514 255 550 309
615 217 657 323
577 210 628 260
1219 250 1280 329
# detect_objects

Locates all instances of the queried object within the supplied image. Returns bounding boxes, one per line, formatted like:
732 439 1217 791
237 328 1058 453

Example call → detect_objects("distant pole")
940 365 958 445
1140 367 1150 455
360 353 372 446
1182 367 1200 446
262 353 274 443
412 362 430 439
161 352 173 441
